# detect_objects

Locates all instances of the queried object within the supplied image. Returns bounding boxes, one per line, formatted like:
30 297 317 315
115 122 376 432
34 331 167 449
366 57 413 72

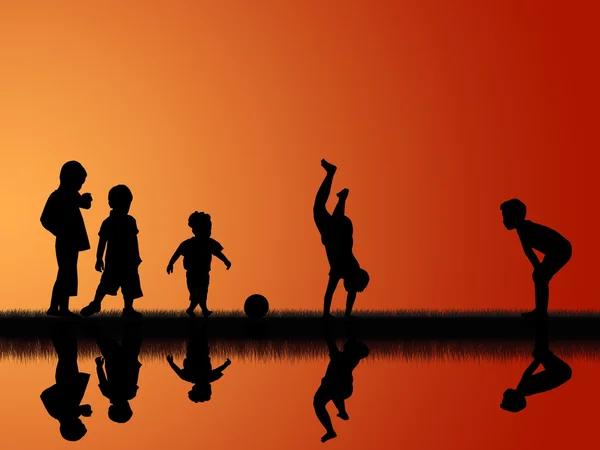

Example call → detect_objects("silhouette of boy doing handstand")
314 160 369 318
41 161 93 316
166 325 231 402
81 185 143 318
167 212 231 317
500 199 572 318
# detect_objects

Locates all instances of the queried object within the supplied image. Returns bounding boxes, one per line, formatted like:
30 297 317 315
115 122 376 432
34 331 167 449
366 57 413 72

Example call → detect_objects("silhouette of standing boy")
313 322 369 443
500 199 572 318
81 185 143 318
500 318 572 412
94 323 143 423
166 212 231 317
41 324 92 441
41 161 92 316
314 159 369 318
166 324 231 402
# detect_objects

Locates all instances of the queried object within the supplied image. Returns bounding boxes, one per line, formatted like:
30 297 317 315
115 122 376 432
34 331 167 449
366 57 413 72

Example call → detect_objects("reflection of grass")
3 337 600 363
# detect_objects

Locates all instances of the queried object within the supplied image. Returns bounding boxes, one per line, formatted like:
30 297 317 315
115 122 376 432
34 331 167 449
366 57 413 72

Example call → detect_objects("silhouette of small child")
313 331 370 443
94 328 143 423
166 327 231 402
314 159 369 318
500 199 572 318
167 212 231 317
41 326 92 441
501 319 572 412
81 185 143 318
41 161 93 317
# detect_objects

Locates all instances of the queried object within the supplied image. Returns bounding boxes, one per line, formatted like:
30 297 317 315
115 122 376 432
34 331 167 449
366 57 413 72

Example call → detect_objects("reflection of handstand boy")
313 326 369 443
94 325 143 423
166 212 231 317
81 185 143 318
501 320 572 412
166 326 231 402
500 199 572 318
40 161 93 316
314 160 369 318
41 326 92 441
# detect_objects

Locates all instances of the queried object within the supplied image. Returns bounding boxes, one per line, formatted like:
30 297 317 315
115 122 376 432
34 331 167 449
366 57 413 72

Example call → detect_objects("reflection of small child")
40 161 93 316
94 329 143 424
166 328 231 403
500 199 572 318
81 185 143 318
166 212 231 317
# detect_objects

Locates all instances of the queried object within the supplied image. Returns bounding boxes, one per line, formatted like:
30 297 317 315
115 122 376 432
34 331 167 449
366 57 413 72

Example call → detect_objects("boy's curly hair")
188 211 211 230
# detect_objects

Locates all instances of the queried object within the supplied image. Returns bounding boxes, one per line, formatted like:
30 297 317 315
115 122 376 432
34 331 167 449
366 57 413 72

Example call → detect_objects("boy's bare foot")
122 309 143 319
81 302 101 317
336 188 349 199
202 309 213 318
336 412 349 420
321 159 337 174
321 431 337 443
46 308 60 317
186 307 196 318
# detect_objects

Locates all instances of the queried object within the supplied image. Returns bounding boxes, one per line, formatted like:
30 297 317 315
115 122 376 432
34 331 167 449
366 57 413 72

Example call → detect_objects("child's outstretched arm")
96 237 107 272
214 251 231 270
166 354 184 378
215 358 231 373
166 244 183 274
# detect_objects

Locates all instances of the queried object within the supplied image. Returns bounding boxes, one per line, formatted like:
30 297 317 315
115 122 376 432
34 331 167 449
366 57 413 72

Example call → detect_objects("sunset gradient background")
0 1 599 448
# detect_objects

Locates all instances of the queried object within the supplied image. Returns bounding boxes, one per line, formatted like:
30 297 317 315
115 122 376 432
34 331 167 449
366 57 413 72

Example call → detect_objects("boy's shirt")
176 357 224 383
41 372 90 420
41 188 90 251
99 212 142 269
179 237 223 272
517 220 571 255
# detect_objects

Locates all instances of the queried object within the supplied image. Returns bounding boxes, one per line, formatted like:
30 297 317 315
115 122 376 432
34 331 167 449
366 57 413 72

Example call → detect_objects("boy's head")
343 340 370 360
59 161 87 191
108 402 133 423
108 185 133 213
343 268 370 293
188 383 212 403
500 199 526 230
500 388 526 412
188 211 212 237
59 418 87 441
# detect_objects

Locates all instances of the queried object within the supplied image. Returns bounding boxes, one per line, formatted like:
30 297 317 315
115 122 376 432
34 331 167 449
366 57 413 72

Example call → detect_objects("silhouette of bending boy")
41 324 92 441
500 199 572 318
167 212 231 317
501 318 572 412
81 185 143 318
94 324 143 423
314 159 369 318
313 323 369 443
41 161 93 316
166 324 231 402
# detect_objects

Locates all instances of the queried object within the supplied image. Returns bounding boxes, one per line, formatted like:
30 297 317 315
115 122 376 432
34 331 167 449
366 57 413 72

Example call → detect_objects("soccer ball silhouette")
244 294 269 319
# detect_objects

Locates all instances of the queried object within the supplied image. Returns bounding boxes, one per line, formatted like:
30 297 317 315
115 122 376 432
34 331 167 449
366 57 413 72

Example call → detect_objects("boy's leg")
313 387 337 442
80 287 106 317
531 252 571 315
332 397 349 420
197 274 211 317
314 160 336 232
122 271 143 318
323 276 340 317
186 272 200 317
53 245 79 316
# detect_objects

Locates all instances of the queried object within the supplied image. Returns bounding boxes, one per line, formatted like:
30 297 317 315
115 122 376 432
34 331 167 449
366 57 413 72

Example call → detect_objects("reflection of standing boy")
41 161 92 317
500 199 572 318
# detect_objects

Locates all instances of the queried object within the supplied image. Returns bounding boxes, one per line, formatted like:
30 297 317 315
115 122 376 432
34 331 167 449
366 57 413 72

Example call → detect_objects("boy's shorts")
186 271 210 302
97 268 143 300
55 242 79 296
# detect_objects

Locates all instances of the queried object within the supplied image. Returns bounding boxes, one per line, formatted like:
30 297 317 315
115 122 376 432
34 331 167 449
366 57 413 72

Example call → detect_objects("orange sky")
1 1 599 313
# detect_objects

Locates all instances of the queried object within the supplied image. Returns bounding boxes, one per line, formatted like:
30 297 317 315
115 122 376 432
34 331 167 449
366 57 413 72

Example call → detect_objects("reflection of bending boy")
500 199 572 318
314 160 369 318
501 320 572 413
313 326 369 443
41 326 92 441
95 325 143 423
166 326 231 403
